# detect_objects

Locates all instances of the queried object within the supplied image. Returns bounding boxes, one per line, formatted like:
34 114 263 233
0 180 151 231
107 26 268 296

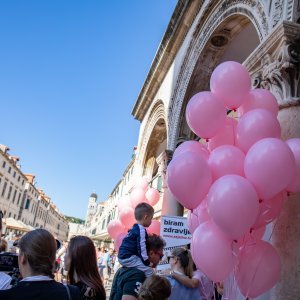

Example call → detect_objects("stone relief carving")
255 40 300 108
272 0 284 27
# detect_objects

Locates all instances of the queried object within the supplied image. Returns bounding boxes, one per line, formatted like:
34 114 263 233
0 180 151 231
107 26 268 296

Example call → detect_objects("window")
25 199 30 210
13 171 16 178
8 212 11 217
17 192 21 205
12 189 17 203
8 167 11 174
18 176 20 182
7 186 12 199
1 182 7 197
14 214 16 219
22 180 24 185
2 161 6 168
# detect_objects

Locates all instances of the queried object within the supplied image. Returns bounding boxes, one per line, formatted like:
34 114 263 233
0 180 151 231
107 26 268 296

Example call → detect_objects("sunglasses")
167 255 174 263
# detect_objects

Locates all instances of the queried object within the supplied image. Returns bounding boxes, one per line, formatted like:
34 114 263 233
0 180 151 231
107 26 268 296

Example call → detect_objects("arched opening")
176 16 260 147
142 118 167 180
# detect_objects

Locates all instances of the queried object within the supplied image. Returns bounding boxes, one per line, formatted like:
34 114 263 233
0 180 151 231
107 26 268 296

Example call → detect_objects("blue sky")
0 1 177 219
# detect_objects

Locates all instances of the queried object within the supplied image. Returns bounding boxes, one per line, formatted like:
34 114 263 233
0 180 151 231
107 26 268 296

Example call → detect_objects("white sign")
157 215 192 271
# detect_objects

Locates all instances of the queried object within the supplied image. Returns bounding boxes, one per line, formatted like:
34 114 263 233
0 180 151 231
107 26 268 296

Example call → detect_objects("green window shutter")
157 176 162 192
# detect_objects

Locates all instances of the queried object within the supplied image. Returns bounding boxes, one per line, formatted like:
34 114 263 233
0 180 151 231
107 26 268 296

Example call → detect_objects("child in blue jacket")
118 202 155 277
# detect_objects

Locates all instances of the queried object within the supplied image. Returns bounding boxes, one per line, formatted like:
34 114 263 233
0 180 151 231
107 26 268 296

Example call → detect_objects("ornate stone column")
156 150 184 216
245 21 300 299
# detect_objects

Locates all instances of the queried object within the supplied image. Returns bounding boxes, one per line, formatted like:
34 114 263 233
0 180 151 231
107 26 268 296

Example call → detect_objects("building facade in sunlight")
0 144 69 241
86 1 300 298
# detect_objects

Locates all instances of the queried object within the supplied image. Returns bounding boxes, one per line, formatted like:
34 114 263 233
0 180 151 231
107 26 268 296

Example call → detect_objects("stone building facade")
85 146 165 247
0 145 69 241
85 157 136 245
130 1 300 298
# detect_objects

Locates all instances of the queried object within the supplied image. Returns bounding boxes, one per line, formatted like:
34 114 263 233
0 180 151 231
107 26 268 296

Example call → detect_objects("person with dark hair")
110 234 165 300
64 235 106 300
164 248 201 300
103 248 113 287
138 275 171 300
0 229 81 299
118 202 154 277
0 238 12 290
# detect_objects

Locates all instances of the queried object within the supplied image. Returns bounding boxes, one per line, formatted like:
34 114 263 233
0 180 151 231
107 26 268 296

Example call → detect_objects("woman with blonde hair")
164 247 201 300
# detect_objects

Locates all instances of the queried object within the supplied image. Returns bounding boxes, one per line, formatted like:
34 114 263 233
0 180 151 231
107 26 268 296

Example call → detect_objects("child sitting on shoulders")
118 202 154 277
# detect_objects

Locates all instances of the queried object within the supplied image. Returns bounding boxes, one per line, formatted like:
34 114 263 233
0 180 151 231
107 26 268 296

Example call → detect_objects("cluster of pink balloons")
107 177 161 251
167 61 300 298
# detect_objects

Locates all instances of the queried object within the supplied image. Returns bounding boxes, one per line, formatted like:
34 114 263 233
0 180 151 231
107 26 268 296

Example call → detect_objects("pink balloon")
210 61 251 109
186 91 226 139
207 175 259 239
187 210 199 234
252 193 285 229
117 195 133 211
208 145 245 181
119 207 136 229
236 109 281 153
114 232 127 252
208 117 238 151
235 240 281 298
131 188 147 208
196 198 210 225
187 199 211 234
107 219 126 239
238 88 278 117
148 220 161 235
191 221 237 282
286 138 300 193
236 226 266 249
167 152 212 209
245 138 296 200
145 188 160 206
135 177 149 190
173 140 209 160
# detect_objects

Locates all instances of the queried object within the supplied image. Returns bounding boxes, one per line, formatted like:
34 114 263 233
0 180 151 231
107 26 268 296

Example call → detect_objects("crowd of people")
0 202 222 300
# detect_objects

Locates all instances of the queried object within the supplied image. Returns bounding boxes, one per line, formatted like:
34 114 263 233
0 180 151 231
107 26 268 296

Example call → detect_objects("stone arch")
137 100 167 178
168 1 267 150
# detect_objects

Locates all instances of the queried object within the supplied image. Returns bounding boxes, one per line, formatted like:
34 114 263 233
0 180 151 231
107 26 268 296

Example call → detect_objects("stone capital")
245 21 300 108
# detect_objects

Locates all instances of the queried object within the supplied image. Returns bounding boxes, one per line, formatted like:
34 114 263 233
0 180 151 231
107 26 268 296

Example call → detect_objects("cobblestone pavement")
105 275 113 300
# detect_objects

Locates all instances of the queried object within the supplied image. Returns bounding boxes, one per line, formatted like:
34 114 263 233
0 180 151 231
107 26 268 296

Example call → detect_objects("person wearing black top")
0 229 81 300
110 234 165 300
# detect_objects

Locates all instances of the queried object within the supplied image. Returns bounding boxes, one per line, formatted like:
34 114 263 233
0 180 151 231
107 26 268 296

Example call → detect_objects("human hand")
216 282 224 295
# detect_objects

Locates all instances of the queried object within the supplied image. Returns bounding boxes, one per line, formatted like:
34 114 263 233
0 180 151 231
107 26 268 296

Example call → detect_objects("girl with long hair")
65 235 106 300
